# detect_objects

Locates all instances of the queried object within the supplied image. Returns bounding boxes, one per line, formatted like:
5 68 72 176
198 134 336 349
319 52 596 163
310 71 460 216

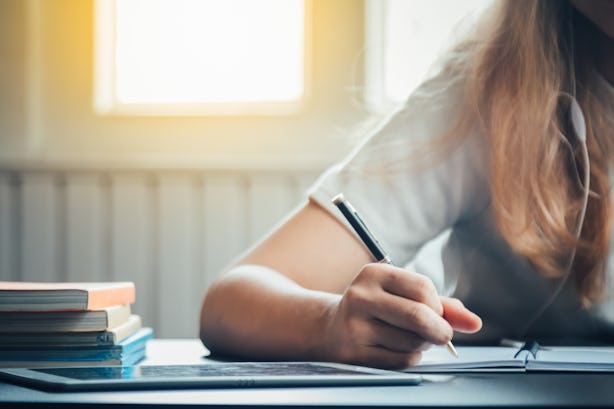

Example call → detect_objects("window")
94 0 308 115
364 0 491 112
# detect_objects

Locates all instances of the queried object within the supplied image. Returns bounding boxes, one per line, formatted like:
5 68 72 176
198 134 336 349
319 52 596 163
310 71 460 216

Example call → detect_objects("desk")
1 339 613 408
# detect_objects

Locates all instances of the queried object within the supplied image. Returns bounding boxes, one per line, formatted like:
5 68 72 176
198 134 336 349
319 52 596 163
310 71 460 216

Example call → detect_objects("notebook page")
404 346 528 372
527 346 614 371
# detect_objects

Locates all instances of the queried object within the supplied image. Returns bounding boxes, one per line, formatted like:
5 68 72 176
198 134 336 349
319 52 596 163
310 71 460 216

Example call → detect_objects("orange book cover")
0 281 135 311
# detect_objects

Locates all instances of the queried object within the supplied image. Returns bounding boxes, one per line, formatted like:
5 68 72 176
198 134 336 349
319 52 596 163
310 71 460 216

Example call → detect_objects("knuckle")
413 275 444 316
380 266 412 296
344 286 369 307
413 274 435 300
405 303 430 332
360 263 382 281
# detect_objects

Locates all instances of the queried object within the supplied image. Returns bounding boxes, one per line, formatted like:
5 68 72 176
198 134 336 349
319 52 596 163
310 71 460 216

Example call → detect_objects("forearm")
200 264 340 361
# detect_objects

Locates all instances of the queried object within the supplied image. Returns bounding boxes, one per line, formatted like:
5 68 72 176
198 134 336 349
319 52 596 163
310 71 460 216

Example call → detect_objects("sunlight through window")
94 0 307 115
365 0 491 112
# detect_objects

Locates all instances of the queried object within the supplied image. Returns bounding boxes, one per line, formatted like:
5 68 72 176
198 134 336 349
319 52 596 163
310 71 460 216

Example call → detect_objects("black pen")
332 193 458 358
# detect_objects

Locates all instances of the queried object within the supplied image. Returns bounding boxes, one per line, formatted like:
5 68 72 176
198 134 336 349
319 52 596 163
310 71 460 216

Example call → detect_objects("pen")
332 193 458 358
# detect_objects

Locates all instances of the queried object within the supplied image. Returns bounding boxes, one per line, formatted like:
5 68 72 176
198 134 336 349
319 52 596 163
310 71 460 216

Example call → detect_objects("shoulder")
308 64 490 263
312 56 489 190
343 62 487 191
355 59 474 161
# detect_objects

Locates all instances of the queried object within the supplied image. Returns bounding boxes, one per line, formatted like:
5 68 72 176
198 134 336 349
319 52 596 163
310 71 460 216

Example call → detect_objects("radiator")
0 169 318 338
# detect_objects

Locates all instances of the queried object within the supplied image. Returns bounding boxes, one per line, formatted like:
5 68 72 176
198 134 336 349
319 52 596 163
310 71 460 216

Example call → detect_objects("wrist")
305 291 341 362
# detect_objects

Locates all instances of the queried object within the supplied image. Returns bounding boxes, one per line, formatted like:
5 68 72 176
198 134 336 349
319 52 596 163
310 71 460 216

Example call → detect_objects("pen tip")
446 342 458 358
332 193 345 205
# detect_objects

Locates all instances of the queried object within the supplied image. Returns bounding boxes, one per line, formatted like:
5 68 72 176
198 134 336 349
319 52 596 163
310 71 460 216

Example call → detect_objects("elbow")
199 274 244 356
199 279 224 352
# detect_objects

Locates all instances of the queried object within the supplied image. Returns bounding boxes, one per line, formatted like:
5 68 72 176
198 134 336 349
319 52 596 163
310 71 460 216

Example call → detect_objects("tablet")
0 362 422 391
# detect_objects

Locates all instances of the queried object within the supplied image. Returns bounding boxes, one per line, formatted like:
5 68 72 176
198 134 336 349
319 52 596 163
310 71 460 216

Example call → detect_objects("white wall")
0 169 317 337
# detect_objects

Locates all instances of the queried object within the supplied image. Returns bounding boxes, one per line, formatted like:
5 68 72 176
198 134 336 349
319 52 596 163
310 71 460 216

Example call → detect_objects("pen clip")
333 194 392 264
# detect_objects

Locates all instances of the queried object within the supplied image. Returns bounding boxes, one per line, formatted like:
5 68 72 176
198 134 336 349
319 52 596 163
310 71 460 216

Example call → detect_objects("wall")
0 169 317 337
0 0 370 337
0 0 367 168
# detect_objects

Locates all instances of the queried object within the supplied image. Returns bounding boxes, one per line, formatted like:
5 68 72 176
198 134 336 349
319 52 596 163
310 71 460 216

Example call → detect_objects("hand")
318 263 482 369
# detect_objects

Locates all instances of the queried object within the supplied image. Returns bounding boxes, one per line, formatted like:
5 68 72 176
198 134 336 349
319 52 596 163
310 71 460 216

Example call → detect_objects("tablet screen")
35 362 385 380
0 362 422 391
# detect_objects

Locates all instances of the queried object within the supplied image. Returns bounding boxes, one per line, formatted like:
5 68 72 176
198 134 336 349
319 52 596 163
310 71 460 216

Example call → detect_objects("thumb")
440 297 482 333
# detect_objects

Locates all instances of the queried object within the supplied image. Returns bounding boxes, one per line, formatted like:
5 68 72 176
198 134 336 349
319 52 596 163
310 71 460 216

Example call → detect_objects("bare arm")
200 199 481 368
200 200 370 360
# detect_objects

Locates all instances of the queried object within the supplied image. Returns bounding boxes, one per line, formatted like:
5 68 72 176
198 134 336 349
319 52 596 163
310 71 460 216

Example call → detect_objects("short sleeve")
307 73 490 267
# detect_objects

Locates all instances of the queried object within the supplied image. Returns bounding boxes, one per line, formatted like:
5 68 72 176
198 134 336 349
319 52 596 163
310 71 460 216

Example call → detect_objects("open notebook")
407 341 614 372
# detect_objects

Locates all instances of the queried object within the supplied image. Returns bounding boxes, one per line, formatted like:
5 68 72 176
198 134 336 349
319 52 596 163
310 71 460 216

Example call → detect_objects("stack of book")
0 281 153 367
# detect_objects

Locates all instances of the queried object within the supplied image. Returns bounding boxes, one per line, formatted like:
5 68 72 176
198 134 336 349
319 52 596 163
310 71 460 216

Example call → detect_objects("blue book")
0 345 148 368
0 328 153 361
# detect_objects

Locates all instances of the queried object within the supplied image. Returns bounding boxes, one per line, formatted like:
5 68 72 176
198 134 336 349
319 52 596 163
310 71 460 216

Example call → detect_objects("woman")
200 0 614 369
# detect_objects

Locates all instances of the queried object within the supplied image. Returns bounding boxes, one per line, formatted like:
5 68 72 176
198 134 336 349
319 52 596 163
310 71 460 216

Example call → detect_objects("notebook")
0 327 153 362
0 362 422 391
0 304 131 332
0 281 135 311
0 315 142 347
406 341 614 372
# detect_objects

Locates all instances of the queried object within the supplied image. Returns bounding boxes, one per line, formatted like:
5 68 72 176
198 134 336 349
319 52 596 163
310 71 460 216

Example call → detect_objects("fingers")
331 263 482 368
352 346 423 370
364 318 431 353
369 291 453 345
441 297 482 333
376 264 444 316
323 299 426 369
353 264 452 345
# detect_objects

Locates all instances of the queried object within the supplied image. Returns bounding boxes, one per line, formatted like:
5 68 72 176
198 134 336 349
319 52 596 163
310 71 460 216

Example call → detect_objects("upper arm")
238 199 372 294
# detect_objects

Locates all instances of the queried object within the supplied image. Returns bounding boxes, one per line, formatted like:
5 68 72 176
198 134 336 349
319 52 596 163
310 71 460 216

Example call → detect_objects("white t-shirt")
308 69 614 345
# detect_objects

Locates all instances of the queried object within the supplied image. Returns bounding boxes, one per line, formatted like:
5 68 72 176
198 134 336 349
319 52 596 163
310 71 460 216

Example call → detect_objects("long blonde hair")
458 0 614 304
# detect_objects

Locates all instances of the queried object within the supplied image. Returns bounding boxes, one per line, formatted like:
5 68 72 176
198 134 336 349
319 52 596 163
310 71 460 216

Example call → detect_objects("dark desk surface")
1 340 613 408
